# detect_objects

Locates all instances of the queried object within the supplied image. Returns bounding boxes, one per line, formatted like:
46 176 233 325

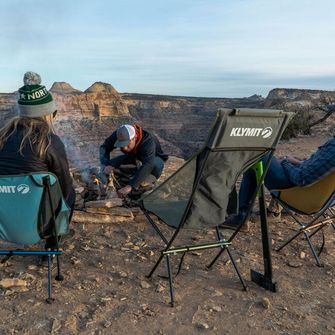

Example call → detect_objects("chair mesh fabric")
142 108 292 229
0 172 70 244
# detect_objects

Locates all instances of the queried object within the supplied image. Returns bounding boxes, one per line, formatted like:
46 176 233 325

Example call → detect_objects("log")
85 206 134 218
85 198 123 208
72 210 131 224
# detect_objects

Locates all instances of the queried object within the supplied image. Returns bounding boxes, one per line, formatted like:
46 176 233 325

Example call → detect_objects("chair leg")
275 229 303 252
147 254 164 278
304 231 323 267
226 248 247 290
46 254 54 304
166 255 174 307
206 247 226 269
55 255 64 281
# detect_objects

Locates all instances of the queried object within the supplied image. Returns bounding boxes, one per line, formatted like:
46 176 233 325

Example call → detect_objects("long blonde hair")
0 115 55 159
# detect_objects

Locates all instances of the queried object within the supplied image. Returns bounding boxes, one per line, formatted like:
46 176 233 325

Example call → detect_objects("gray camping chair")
140 108 292 306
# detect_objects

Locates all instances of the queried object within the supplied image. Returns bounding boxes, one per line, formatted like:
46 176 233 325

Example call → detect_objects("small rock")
51 319 62 334
286 260 303 268
28 265 37 271
64 315 77 334
300 251 306 259
103 320 112 328
261 297 271 309
196 322 210 330
119 271 128 278
211 306 222 312
156 284 165 293
140 280 151 289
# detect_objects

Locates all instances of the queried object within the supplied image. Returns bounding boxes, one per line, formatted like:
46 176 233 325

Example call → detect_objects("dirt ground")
0 132 334 335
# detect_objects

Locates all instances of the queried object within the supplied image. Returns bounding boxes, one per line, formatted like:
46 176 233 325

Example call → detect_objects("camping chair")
0 172 71 303
273 171 335 266
139 108 292 306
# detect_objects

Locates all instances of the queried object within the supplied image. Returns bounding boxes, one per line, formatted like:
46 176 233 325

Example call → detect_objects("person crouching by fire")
99 124 168 198
0 71 75 250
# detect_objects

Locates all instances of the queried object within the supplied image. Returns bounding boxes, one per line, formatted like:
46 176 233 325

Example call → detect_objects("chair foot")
46 297 55 304
55 274 64 281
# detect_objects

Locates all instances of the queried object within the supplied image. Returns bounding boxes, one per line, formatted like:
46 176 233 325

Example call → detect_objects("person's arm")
281 138 335 186
46 135 74 205
100 132 117 167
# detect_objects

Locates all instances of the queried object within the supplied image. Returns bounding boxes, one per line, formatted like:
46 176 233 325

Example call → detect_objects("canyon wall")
1 83 334 167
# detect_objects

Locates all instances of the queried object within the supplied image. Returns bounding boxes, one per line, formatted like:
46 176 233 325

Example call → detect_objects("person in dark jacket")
0 71 75 248
100 124 168 198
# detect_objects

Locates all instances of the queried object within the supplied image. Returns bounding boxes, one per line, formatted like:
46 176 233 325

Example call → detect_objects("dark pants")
239 154 294 212
109 155 165 180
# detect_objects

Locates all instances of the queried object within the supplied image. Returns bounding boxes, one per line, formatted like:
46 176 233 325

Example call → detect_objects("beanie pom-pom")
23 71 41 85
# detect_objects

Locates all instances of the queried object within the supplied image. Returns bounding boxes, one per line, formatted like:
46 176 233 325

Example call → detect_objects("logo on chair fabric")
230 127 273 138
261 127 273 138
0 184 30 194
17 184 30 194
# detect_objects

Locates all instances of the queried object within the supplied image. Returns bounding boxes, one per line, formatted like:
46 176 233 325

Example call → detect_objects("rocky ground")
0 133 334 335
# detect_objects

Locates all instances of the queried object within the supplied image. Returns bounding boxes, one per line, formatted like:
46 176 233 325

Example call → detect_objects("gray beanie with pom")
17 71 56 117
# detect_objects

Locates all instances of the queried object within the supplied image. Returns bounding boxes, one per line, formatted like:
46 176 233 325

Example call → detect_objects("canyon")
1 83 334 167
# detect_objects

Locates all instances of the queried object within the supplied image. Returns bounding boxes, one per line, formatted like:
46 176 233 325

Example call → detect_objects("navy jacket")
100 129 168 188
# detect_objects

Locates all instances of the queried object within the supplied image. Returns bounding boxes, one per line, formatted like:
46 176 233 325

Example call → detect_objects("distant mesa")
247 94 264 101
50 82 82 95
84 82 118 94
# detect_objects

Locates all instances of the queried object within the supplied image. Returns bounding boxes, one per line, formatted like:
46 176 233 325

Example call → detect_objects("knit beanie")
17 71 56 117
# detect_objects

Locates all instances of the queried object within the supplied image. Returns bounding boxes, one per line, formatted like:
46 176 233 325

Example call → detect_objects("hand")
281 156 303 165
104 165 114 175
117 185 132 198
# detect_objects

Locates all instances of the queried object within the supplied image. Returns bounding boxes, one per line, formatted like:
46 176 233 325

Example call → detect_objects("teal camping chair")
0 172 71 303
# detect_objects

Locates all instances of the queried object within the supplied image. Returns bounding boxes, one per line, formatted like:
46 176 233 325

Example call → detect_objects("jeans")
239 154 295 212
109 155 165 180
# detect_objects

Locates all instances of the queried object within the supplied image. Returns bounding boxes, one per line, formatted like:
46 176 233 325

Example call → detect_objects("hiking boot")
251 209 281 224
220 212 250 232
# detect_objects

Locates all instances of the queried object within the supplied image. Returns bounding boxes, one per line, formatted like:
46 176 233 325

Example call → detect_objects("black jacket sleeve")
100 131 117 166
46 134 74 205
129 139 156 188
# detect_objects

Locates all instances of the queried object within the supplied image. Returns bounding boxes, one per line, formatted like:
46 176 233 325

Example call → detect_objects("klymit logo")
230 127 273 138
17 184 30 194
0 184 30 194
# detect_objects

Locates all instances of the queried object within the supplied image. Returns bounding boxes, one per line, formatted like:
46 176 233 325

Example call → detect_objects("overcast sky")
1 0 334 97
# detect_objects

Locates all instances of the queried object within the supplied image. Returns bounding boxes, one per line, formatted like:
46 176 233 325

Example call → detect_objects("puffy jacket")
100 128 168 188
0 126 74 205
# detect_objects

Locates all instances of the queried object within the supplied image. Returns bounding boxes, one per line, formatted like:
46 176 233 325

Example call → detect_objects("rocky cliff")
1 84 334 168
122 93 265 157
264 88 335 108
51 82 129 119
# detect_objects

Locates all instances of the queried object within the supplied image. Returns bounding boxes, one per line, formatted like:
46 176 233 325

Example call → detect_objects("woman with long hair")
0 71 75 249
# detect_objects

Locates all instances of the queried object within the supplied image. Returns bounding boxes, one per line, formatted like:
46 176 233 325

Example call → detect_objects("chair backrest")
276 171 335 215
0 172 70 244
142 108 292 229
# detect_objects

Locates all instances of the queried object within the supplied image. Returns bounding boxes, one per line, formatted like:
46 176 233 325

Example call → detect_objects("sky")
1 0 335 97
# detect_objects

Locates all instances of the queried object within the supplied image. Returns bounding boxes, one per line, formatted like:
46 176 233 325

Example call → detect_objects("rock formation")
1 83 334 168
52 81 129 119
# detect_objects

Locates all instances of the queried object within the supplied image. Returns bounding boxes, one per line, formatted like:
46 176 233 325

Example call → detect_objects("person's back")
0 72 75 250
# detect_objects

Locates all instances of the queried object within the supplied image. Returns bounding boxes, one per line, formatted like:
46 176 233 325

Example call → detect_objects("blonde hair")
0 115 55 159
